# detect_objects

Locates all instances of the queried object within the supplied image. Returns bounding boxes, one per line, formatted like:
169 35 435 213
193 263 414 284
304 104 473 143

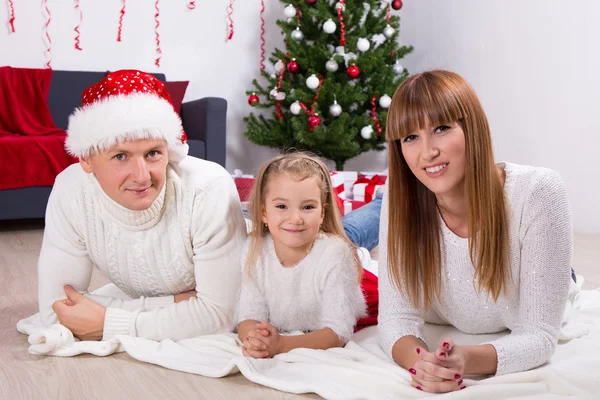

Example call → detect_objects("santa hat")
66 69 188 162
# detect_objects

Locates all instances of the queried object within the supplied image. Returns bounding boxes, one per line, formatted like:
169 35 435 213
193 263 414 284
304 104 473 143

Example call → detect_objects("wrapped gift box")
329 171 346 200
330 171 357 199
234 177 256 202
330 171 359 199
340 199 368 216
352 174 387 202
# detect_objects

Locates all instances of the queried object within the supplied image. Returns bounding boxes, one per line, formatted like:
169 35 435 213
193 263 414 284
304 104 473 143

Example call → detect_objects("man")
38 70 246 342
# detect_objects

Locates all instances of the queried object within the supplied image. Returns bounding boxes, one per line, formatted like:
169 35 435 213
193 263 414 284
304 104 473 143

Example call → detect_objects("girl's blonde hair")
386 70 510 308
246 151 362 281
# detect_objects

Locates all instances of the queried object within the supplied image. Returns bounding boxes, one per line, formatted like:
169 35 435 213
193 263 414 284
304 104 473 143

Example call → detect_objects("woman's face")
401 121 467 197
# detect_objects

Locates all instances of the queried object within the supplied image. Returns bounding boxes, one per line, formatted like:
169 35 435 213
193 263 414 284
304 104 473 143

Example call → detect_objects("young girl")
379 70 573 393
237 152 367 358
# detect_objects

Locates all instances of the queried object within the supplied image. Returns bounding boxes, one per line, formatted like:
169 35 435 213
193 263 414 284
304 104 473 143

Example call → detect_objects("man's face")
80 139 169 211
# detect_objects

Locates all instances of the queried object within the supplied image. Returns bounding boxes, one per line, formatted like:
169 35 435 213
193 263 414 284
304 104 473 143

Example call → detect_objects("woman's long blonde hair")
386 70 509 308
246 151 362 281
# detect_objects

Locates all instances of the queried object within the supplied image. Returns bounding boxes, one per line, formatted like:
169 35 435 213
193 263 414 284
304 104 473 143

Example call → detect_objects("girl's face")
262 173 324 259
401 121 467 198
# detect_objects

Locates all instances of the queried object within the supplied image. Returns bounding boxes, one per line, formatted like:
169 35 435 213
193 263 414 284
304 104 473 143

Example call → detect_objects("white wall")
398 0 600 233
1 0 598 232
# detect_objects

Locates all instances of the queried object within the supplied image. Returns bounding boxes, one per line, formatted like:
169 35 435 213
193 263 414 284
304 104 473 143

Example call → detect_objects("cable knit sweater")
237 233 367 341
378 162 573 375
38 157 247 342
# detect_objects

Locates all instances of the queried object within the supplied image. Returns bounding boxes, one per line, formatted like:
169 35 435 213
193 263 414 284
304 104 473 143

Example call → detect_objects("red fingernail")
442 342 449 349
460 385 466 390
416 386 422 391
455 374 461 379
457 379 463 385
409 368 416 375
439 352 446 357
416 348 421 354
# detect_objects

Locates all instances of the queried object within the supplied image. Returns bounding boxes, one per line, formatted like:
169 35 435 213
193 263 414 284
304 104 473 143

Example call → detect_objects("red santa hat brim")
66 92 188 161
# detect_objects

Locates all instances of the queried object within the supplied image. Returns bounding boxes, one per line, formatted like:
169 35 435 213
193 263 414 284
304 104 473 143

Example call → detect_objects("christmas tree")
244 0 413 170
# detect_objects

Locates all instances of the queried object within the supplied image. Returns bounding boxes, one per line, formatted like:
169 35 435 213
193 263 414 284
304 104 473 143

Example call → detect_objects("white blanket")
17 280 600 399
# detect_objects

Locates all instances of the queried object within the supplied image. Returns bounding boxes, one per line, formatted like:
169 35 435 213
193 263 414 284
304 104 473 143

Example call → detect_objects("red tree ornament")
347 65 360 79
308 114 321 131
306 0 317 5
248 93 259 106
287 59 300 73
391 0 403 11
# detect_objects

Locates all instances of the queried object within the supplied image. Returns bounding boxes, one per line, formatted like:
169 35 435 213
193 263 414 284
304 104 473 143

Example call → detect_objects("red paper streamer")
275 62 285 119
74 0 82 50
298 102 309 113
296 101 314 130
311 75 324 112
337 0 346 47
154 0 161 67
259 0 265 70
7 0 15 33
282 45 293 85
43 0 51 68
187 1 196 10
296 6 302 24
227 0 235 40
292 76 323 128
117 0 126 42
371 96 382 135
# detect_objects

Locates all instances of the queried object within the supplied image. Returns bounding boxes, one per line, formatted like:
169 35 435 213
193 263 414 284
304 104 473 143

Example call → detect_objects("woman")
378 70 573 393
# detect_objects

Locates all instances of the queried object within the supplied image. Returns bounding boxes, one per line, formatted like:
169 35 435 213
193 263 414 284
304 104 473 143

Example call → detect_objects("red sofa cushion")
164 81 189 115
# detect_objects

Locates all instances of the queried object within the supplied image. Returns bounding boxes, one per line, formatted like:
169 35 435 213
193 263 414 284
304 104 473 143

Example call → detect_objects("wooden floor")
1 220 598 400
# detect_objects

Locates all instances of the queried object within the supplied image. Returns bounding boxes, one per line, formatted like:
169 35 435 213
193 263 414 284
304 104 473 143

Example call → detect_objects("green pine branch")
243 0 413 170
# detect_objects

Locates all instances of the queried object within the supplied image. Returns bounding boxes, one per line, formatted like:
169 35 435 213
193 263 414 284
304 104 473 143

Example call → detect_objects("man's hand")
174 290 197 303
52 286 106 341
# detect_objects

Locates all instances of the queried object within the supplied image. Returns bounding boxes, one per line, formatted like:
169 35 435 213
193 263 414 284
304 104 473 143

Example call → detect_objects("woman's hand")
409 342 465 393
52 286 106 341
433 337 467 382
174 290 197 303
435 338 497 376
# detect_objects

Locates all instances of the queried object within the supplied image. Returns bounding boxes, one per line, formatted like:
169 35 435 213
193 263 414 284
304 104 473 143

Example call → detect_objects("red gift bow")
353 175 384 203
357 174 387 184
332 182 344 197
